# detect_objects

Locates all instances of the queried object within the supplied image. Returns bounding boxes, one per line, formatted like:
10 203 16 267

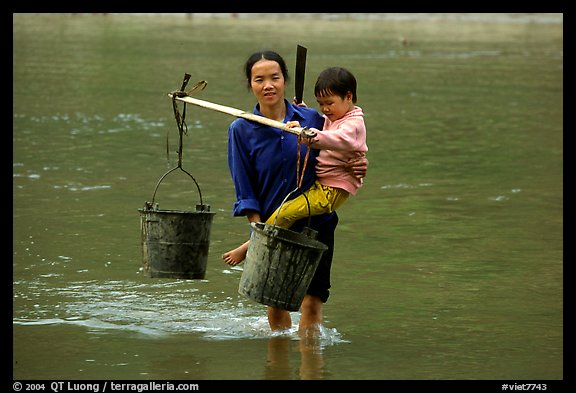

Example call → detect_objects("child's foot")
222 240 250 266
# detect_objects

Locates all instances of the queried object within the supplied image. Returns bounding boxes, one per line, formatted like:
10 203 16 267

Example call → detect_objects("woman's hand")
347 156 369 179
286 120 301 129
292 97 308 107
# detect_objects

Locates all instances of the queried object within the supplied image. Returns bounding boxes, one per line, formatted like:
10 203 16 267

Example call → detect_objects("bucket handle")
149 165 205 209
271 186 311 228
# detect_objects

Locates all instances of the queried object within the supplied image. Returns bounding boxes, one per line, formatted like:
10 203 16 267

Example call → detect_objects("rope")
168 76 207 166
147 74 209 210
296 135 311 189
272 133 313 227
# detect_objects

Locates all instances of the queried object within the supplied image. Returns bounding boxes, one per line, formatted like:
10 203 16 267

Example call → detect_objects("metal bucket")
139 204 215 279
138 164 215 279
238 222 328 311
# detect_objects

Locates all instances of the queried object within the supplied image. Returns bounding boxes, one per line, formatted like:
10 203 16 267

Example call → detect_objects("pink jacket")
309 106 368 195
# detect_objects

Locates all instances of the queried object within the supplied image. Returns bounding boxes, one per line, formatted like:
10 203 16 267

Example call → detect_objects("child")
222 66 368 265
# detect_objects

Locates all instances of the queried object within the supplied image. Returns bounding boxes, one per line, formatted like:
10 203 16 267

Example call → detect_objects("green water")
13 14 563 380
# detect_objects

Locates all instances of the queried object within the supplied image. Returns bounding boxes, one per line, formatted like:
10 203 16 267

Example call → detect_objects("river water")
13 14 563 381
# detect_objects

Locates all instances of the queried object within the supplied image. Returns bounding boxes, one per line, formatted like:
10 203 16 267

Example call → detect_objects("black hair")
244 50 289 88
314 67 357 103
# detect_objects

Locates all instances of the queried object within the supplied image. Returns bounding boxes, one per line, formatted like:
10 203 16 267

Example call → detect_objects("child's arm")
287 119 366 152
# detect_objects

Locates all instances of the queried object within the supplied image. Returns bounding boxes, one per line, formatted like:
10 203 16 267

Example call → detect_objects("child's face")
316 91 354 122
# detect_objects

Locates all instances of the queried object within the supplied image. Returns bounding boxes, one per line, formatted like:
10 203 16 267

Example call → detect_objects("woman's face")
250 59 286 109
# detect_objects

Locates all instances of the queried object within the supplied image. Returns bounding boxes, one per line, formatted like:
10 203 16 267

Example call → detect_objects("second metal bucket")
238 222 328 311
139 203 215 279
138 160 215 279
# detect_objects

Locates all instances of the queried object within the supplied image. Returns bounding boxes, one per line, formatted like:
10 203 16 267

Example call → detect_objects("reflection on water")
13 276 343 379
13 14 562 380
266 333 328 380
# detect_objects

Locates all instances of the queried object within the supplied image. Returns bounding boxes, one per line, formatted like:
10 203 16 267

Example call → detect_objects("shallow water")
13 14 562 380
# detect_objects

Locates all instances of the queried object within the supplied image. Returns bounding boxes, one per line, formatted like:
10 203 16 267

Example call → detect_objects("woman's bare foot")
222 240 250 266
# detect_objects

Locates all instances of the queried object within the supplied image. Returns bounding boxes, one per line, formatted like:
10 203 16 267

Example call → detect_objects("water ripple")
14 279 348 346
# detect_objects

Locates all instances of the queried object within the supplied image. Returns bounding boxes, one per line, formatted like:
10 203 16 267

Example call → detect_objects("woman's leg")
268 306 292 331
298 294 323 334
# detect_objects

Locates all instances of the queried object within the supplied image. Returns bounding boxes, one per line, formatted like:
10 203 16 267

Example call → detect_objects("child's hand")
297 127 317 146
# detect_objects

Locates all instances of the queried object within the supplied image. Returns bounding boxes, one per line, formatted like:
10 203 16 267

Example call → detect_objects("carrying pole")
168 94 316 138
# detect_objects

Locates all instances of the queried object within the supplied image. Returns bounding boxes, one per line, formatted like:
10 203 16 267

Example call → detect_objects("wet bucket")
238 222 328 311
139 203 215 279
138 163 215 279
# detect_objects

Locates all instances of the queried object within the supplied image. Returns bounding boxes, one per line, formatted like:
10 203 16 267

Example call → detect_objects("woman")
223 66 368 265
223 50 367 333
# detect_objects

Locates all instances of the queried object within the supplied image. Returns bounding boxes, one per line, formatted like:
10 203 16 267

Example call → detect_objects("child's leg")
223 181 348 266
324 184 349 211
265 180 349 228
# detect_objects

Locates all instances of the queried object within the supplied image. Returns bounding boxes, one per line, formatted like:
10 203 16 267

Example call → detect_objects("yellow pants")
265 180 349 228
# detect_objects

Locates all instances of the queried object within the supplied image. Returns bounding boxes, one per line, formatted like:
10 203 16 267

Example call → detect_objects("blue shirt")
228 99 329 229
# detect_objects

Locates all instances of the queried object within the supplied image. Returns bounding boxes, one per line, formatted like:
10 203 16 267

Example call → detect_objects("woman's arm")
244 209 262 224
228 121 261 216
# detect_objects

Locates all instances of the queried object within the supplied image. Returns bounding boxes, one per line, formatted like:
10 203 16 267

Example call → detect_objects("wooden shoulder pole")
168 94 316 137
